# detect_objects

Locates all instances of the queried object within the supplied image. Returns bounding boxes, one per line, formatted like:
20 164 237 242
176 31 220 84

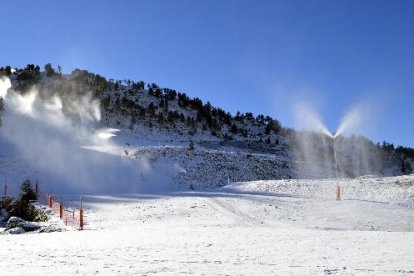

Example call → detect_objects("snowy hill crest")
0 64 413 192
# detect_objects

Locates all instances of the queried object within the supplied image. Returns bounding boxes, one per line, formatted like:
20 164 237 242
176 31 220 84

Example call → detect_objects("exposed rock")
6 227 25 235
38 225 64 233
22 221 41 231
5 216 43 232
6 217 26 230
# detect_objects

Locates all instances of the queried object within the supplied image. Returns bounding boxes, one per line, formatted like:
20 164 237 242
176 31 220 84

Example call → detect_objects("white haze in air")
290 96 384 179
334 100 379 138
0 76 179 194
0 77 11 97
293 99 378 139
293 102 332 137
290 101 333 177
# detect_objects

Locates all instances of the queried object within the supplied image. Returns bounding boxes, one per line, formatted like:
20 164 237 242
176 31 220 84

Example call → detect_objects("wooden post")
336 185 341 200
35 180 39 195
3 180 7 196
79 196 84 230
79 209 84 230
59 196 63 219
48 195 53 208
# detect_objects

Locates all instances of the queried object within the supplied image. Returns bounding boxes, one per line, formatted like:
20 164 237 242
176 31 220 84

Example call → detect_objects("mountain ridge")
0 64 412 192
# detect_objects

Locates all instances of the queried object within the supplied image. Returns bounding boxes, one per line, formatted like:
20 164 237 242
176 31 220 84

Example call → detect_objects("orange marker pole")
79 208 84 230
336 185 341 200
59 197 63 219
79 196 84 230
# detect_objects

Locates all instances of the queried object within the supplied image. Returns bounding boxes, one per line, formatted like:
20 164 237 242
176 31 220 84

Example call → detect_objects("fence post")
80 209 84 230
59 196 63 219
336 185 341 200
48 194 53 208
79 196 84 230
3 181 7 196
35 180 39 196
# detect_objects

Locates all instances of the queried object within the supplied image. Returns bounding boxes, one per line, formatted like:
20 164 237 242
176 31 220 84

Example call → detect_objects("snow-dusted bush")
20 179 37 202
0 180 46 222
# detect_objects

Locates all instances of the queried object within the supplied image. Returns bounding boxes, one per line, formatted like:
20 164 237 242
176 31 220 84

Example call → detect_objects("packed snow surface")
1 175 414 275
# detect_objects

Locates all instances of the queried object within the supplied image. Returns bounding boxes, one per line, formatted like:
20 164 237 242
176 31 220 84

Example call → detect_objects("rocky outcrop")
6 227 25 235
5 216 41 234
6 216 26 229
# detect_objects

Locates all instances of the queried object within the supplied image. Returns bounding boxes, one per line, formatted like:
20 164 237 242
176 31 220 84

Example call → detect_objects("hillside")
0 64 413 192
2 175 414 274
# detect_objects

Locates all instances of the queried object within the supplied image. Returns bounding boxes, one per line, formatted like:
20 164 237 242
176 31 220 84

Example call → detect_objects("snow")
1 75 414 274
0 74 408 196
1 176 414 274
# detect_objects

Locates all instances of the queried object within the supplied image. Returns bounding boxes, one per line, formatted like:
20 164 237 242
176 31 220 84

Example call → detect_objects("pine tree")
188 139 195 151
129 115 136 130
44 63 55 77
401 159 412 175
20 179 37 202
0 97 4 127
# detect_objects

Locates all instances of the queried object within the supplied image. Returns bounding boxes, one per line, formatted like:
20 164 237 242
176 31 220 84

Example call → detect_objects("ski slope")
1 176 414 275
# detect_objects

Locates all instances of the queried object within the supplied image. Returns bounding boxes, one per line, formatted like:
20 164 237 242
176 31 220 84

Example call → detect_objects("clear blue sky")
1 0 413 147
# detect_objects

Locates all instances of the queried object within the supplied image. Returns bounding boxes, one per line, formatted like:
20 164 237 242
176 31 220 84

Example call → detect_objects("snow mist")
291 101 384 178
290 103 335 178
0 76 178 194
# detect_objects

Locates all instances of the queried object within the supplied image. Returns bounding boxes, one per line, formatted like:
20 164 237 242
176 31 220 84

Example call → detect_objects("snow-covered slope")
130 142 292 190
224 175 414 208
1 176 414 274
1 70 412 194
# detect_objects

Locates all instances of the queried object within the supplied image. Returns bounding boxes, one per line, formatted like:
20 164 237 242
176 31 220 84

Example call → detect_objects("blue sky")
1 0 413 147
